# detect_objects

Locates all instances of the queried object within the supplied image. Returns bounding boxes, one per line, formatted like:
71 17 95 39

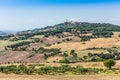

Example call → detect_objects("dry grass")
0 51 30 64
1 61 120 80
77 50 108 57
43 60 120 69
46 56 63 62
0 39 32 51
32 35 44 38
0 74 120 80
47 38 120 51
1 60 120 69
1 32 120 80
112 32 120 39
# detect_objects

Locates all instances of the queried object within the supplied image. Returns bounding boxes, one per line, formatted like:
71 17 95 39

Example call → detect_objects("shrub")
63 52 68 57
59 58 70 63
104 59 116 69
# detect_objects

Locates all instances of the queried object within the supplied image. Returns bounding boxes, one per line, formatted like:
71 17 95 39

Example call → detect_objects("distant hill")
1 21 120 39
0 31 7 36
17 21 120 34
16 21 120 37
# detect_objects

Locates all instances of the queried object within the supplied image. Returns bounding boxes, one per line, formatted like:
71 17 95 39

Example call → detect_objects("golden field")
0 74 120 80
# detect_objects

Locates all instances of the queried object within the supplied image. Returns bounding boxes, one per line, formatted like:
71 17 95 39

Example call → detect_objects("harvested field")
47 38 120 51
0 74 120 80
0 51 44 64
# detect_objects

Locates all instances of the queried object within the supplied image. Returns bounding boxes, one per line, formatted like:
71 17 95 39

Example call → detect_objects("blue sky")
0 0 120 31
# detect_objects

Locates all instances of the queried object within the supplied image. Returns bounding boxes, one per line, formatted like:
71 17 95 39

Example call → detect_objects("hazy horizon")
0 0 120 31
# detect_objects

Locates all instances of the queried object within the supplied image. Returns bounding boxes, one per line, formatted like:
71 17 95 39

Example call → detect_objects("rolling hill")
0 21 120 64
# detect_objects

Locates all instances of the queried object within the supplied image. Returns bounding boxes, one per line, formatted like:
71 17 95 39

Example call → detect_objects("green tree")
63 52 68 57
70 50 77 57
104 59 116 69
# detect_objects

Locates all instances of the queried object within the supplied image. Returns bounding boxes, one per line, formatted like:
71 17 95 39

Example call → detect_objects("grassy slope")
0 39 32 51
44 32 120 58
0 32 120 63
47 38 120 51
1 32 119 51
1 60 120 69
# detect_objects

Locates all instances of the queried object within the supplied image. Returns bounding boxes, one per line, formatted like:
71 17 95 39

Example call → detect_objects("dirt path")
0 74 120 80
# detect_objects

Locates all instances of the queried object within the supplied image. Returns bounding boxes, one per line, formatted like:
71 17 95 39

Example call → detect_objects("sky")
0 0 120 31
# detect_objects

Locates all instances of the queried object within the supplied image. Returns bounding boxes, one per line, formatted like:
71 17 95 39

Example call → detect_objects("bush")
59 58 70 63
63 52 68 57
104 59 116 69
80 36 91 41
46 44 51 47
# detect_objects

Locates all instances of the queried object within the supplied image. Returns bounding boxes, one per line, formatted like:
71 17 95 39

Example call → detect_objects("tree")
88 52 93 57
104 59 116 69
63 52 68 57
70 50 75 54
70 50 77 57
4 47 8 50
